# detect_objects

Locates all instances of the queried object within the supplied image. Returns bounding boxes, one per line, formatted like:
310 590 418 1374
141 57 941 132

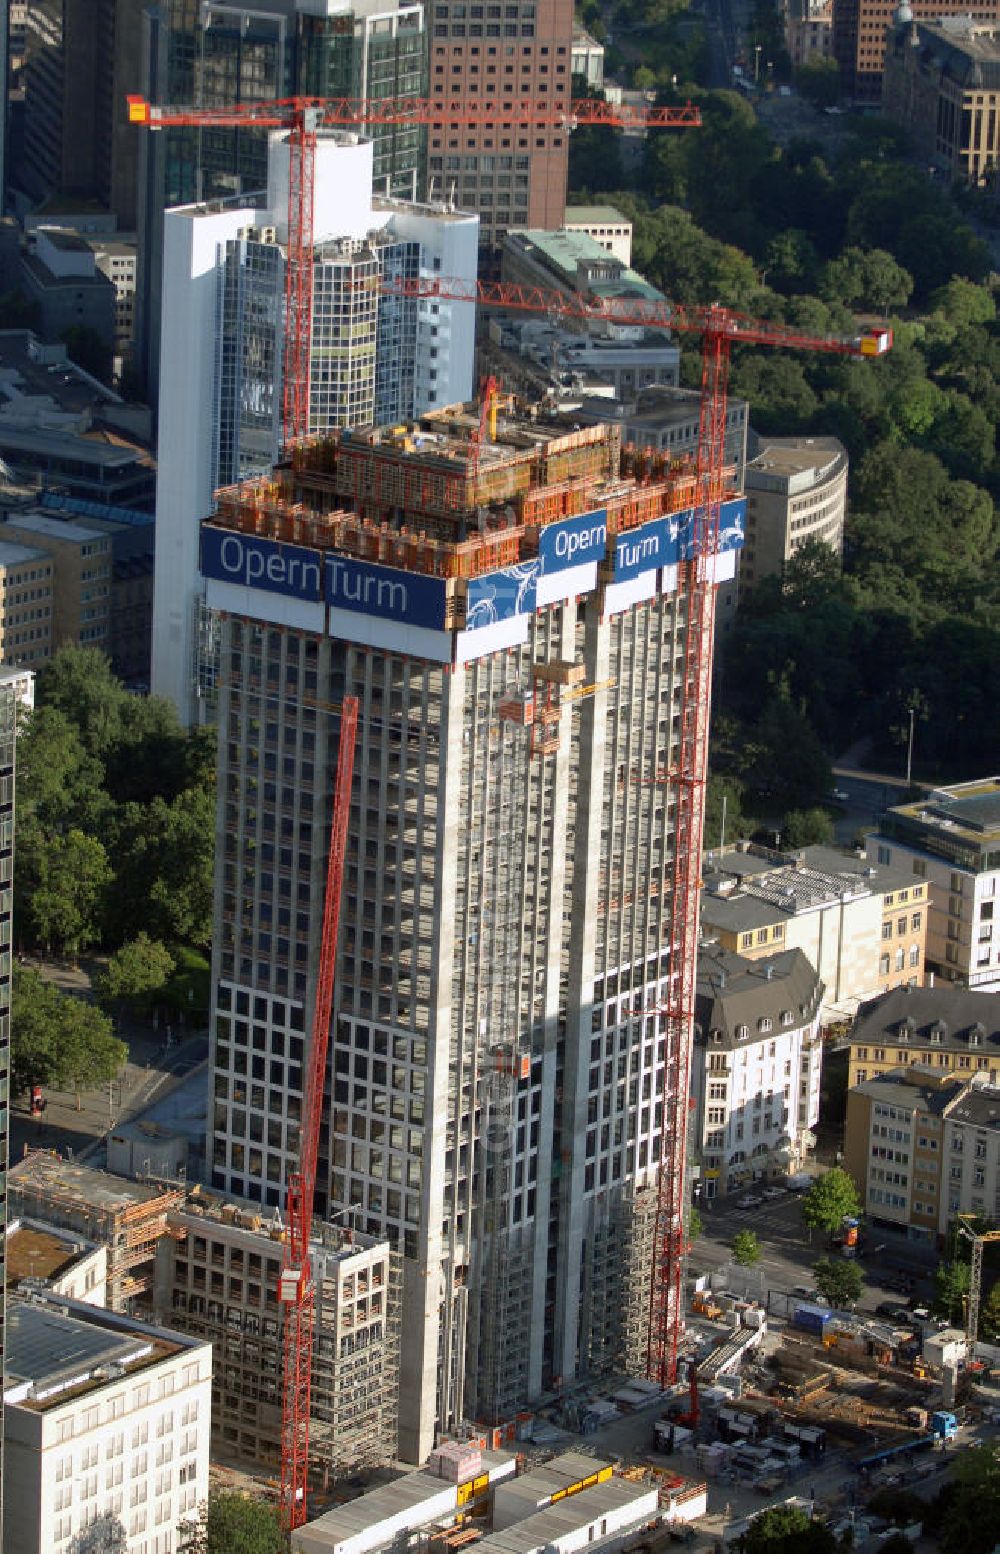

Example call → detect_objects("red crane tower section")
277 695 358 1527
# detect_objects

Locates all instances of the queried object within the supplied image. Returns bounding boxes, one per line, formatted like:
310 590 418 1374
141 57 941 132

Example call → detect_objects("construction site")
7 1153 401 1486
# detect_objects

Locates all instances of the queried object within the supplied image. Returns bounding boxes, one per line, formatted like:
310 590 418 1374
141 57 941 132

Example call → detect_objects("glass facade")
160 0 426 209
215 233 424 486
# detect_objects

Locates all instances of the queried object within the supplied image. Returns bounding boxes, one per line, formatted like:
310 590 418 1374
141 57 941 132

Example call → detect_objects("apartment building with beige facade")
845 1062 1000 1242
3 513 111 653
0 541 53 667
700 845 926 1022
846 984 1000 1089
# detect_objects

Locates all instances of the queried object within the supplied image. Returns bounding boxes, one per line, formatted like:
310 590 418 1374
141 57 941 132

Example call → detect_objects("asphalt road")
694 1190 937 1311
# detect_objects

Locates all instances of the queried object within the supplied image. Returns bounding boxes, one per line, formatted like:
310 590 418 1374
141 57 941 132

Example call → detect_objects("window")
880 953 890 976
882 922 893 940
911 912 922 931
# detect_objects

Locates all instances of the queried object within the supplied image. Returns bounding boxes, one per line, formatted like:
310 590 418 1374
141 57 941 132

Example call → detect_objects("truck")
931 1411 958 1440
692 1292 725 1321
792 1302 832 1337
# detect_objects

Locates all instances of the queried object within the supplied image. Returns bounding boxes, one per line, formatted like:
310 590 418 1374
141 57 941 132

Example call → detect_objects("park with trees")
570 15 1000 839
11 645 214 1107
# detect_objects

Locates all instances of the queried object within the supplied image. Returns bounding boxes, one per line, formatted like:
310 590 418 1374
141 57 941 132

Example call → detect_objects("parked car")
762 1186 787 1200
828 787 849 803
736 1194 763 1209
793 1284 818 1300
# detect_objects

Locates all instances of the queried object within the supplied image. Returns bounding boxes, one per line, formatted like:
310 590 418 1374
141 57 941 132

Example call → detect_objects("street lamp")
754 43 762 82
906 704 916 787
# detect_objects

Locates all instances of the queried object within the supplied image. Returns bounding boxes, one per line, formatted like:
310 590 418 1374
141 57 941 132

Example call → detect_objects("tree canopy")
179 1492 285 1554
800 1168 861 1234
13 965 127 1105
812 1255 863 1310
15 647 216 959
732 1229 761 1265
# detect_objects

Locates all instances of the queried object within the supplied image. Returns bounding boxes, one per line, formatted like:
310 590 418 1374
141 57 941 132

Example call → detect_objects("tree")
68 1515 128 1554
933 1259 970 1325
742 1503 837 1554
782 807 834 847
96 935 175 1012
179 1491 285 1554
688 1204 703 1243
12 966 127 1105
938 1441 1000 1554
794 58 839 109
732 1229 761 1265
800 1167 861 1234
929 277 996 328
24 827 111 958
979 1280 1000 1343
812 1255 863 1310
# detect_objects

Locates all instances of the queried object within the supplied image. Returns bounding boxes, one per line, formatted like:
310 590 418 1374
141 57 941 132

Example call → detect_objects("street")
694 1189 937 1313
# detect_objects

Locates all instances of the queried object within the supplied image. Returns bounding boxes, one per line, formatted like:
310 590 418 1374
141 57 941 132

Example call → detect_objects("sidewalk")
12 954 207 1167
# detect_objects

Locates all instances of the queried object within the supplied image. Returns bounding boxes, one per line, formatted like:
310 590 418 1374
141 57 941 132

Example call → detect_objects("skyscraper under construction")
202 402 744 1462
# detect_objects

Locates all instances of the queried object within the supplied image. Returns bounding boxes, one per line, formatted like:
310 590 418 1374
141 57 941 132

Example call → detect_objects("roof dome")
894 0 913 23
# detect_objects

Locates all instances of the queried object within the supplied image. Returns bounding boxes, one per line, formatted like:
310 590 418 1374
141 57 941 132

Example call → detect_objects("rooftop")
850 1064 963 1113
563 205 630 226
909 17 1000 88
6 1221 93 1287
0 329 118 418
701 844 914 924
4 1298 182 1410
0 540 49 568
10 1151 181 1215
884 778 1000 848
480 1480 655 1554
505 228 663 304
696 944 823 1046
745 435 846 485
4 511 109 545
851 984 1000 1049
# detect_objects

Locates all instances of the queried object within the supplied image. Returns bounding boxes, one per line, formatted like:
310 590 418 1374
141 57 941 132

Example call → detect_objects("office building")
786 0 834 65
2 1290 211 1554
868 778 1000 989
741 434 848 602
845 1062 1000 1240
883 15 1000 185
137 0 428 398
0 329 155 508
0 540 53 666
699 844 928 1022
692 943 823 1198
3 512 111 654
562 205 630 264
200 404 744 1458
846 982 1000 1088
19 0 145 223
152 130 477 725
0 665 32 1533
832 0 999 104
19 228 116 354
153 1190 400 1475
427 0 573 251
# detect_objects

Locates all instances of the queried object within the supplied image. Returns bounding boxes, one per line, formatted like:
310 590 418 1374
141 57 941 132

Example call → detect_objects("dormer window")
780 1010 794 1027
735 1024 749 1041
931 1020 947 1042
758 1017 773 1033
971 1026 983 1048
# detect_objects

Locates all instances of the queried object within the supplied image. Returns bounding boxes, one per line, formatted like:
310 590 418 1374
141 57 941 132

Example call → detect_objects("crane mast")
278 695 358 1528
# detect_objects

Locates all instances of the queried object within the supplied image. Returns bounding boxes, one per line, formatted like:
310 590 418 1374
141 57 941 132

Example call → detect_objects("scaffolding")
163 1190 402 1480
9 1152 185 1314
208 402 736 600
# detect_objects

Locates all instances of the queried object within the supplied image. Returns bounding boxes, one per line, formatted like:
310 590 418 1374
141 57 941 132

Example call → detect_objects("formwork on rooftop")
9 1151 185 1313
208 399 738 598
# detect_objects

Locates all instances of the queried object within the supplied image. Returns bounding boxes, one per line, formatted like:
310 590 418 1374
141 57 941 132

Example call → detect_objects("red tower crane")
277 694 358 1526
128 91 699 444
